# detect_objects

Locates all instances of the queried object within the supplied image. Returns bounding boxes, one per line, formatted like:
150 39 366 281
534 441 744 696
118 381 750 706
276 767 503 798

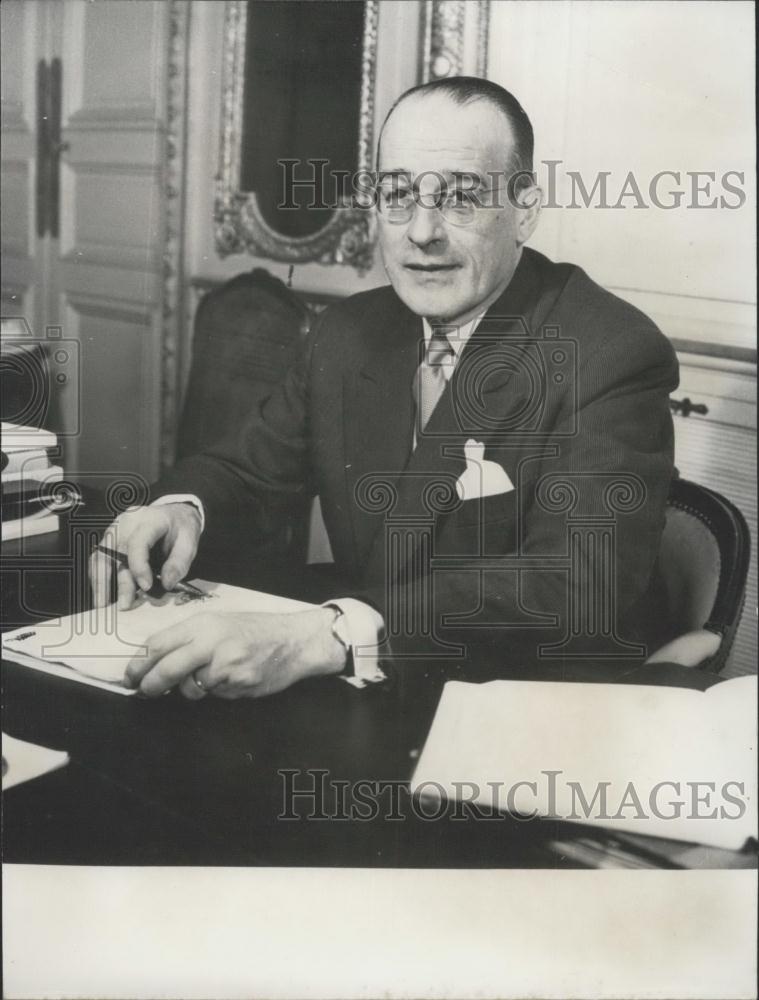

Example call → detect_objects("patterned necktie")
413 327 454 436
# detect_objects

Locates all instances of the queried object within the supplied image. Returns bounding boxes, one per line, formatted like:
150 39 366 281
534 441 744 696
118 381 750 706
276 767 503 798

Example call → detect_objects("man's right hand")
89 503 202 609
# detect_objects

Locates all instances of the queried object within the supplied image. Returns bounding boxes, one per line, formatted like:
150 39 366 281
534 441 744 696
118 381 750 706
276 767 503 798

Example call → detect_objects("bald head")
378 76 534 185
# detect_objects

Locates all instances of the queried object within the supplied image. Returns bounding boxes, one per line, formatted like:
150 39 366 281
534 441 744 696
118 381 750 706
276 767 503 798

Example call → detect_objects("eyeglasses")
376 183 503 227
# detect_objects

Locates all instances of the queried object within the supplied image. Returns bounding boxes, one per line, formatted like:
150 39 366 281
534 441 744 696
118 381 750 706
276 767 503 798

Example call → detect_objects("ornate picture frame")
214 0 379 273
421 0 490 83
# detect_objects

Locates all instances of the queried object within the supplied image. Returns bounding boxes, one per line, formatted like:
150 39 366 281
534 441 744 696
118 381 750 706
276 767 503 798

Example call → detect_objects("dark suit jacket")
157 248 679 677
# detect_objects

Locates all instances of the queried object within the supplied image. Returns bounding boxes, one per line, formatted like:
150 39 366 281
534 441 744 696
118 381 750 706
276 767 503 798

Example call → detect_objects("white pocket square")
455 439 515 501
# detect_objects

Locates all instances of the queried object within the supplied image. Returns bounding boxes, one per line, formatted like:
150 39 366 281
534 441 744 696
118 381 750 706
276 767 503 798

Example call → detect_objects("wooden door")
1 0 174 483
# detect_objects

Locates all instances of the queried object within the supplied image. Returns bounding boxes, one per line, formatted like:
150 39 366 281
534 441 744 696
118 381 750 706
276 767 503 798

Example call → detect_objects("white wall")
488 0 756 352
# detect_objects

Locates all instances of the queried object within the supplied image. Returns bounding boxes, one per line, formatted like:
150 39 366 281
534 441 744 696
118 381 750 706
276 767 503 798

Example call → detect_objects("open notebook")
1 580 315 695
412 676 757 851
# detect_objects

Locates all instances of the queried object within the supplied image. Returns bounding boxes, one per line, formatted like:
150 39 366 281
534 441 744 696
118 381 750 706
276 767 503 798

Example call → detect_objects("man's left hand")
124 609 346 699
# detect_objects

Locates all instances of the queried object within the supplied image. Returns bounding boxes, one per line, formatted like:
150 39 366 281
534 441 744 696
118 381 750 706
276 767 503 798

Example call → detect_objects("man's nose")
405 201 447 249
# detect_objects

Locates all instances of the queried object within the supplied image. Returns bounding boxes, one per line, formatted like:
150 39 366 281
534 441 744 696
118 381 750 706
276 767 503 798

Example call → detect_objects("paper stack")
1 421 65 541
412 676 757 851
2 732 70 790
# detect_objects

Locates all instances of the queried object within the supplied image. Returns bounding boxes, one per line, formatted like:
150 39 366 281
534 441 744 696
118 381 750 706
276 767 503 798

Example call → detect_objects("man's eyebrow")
378 169 412 181
378 169 491 186
449 170 489 186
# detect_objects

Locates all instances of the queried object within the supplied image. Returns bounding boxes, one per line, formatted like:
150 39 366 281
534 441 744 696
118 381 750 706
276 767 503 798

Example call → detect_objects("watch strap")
323 602 355 677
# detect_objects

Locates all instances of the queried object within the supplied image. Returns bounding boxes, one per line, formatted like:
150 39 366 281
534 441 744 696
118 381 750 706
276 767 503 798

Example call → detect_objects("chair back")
177 268 311 459
176 268 312 568
656 477 751 672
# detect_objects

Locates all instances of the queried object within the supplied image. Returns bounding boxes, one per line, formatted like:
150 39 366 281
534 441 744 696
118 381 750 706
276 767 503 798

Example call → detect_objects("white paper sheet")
2 732 69 790
412 676 758 850
2 580 316 693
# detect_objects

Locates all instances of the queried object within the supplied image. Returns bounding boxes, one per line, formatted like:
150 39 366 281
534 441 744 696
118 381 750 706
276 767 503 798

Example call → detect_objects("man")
90 77 678 699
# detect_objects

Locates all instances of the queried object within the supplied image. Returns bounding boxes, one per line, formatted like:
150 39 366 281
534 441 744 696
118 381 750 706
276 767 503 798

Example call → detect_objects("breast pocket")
453 491 516 526
437 492 517 557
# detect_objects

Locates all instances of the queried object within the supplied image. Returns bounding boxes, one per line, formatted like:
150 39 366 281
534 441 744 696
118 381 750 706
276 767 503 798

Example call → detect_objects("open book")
411 676 757 851
1 581 315 695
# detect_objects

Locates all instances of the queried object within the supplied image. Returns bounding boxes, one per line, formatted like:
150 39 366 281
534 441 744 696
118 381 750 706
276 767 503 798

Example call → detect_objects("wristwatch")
322 601 388 688
324 602 355 677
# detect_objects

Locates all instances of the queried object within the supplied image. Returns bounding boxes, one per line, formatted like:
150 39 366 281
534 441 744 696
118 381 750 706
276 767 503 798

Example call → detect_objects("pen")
7 492 83 508
94 543 206 598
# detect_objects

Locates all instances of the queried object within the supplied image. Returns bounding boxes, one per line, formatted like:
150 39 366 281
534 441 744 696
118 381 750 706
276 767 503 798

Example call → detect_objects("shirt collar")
419 250 527 359
418 248 542 365
421 312 486 362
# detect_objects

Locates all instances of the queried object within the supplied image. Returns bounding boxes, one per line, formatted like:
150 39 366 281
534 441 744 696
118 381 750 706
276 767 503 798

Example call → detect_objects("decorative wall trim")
67 109 164 129
64 162 161 176
213 0 378 273
671 339 757 366
422 1 465 80
476 0 491 76
64 294 153 326
159 0 191 471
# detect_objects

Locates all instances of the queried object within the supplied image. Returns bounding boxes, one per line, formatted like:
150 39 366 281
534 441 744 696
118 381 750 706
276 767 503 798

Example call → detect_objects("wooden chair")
646 478 751 673
177 268 313 575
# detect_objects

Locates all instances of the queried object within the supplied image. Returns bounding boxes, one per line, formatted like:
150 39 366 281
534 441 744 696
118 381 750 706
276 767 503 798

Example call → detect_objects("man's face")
377 94 529 325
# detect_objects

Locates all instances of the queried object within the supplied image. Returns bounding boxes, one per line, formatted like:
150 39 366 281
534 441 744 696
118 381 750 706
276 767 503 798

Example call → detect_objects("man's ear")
515 185 542 245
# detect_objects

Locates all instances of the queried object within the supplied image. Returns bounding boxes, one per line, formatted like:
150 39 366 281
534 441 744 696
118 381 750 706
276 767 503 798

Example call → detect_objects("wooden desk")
2 503 756 869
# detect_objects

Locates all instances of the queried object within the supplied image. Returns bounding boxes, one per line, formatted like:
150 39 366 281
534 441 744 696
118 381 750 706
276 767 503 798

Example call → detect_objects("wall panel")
63 295 159 482
488 0 755 353
0 164 31 259
1 0 42 330
674 355 757 677
69 0 164 122
67 168 162 264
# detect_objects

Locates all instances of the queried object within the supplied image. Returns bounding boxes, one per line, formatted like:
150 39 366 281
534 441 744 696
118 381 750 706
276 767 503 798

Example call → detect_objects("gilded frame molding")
421 0 491 81
214 0 378 273
160 0 191 470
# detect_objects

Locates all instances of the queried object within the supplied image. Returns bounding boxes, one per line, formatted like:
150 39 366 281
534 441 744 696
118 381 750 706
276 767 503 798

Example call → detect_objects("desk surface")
2 508 756 870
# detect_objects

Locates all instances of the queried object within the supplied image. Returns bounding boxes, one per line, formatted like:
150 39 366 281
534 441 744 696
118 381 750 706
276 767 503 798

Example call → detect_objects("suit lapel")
382 254 545 524
351 249 557 576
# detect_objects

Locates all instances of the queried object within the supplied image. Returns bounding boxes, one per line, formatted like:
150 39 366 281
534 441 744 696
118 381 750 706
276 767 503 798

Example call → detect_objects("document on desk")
1 581 315 696
2 732 70 790
412 676 757 850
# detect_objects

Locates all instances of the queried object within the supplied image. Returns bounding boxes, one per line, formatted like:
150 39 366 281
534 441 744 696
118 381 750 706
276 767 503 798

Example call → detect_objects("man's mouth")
404 263 460 272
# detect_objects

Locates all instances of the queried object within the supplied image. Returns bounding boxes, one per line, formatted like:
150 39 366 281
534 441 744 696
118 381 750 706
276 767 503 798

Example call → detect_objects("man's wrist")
322 603 354 677
151 494 205 532
321 598 386 688
303 607 348 678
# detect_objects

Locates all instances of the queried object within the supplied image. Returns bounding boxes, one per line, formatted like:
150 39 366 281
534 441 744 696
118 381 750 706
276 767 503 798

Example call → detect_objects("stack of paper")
2 732 70 790
1 422 65 541
412 676 757 850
